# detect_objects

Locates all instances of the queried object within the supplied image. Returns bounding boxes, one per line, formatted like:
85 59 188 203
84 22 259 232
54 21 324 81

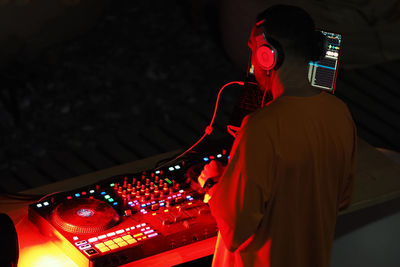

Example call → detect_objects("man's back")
209 92 357 267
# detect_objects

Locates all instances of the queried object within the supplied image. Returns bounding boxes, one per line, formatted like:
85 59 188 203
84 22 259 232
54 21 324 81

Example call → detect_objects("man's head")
248 5 325 97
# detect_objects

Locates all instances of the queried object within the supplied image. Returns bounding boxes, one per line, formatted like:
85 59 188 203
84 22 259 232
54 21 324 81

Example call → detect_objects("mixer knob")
122 190 127 198
155 176 159 183
146 178 150 185
154 189 160 198
140 196 146 203
145 192 150 200
175 183 180 191
132 177 136 184
131 191 136 198
169 188 174 195
118 186 123 194
163 187 169 195
113 183 118 191
96 185 101 191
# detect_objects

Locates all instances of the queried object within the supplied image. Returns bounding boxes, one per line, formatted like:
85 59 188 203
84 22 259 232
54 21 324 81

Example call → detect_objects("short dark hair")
257 5 324 62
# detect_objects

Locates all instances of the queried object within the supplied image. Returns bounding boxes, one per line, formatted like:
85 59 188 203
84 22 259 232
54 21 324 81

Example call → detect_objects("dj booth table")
1 138 400 267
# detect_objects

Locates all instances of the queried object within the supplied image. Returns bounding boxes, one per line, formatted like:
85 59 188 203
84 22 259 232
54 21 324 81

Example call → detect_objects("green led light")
108 198 114 202
110 183 115 187
104 195 110 199
165 178 172 184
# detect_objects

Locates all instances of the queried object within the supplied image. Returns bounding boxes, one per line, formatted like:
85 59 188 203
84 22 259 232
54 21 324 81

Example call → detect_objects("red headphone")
249 19 279 71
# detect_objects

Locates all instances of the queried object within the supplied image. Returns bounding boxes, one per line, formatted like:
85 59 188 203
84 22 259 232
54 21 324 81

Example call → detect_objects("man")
198 5 357 267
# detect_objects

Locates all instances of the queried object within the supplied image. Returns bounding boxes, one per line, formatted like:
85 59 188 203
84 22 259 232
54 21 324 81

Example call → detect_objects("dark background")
0 0 399 193
0 0 243 192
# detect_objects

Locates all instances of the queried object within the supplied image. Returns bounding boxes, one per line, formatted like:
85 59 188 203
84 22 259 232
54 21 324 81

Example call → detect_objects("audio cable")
155 81 244 170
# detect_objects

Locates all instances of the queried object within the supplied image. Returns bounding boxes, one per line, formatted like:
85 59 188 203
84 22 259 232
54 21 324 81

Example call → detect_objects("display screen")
308 31 342 93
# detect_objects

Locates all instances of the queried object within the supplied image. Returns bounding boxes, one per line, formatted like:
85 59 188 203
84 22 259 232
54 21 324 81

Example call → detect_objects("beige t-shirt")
209 92 357 267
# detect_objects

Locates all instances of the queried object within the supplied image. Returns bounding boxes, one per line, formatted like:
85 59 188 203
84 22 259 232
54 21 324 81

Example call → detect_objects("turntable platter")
51 198 119 234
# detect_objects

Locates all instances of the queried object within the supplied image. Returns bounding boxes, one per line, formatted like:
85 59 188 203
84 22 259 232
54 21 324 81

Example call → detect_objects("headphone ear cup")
255 45 277 71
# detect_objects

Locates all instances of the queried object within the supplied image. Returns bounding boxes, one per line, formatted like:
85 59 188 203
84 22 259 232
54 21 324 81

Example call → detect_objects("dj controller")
28 149 229 267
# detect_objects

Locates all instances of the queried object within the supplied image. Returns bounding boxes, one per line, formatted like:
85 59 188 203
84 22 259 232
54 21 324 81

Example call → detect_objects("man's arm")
207 116 273 252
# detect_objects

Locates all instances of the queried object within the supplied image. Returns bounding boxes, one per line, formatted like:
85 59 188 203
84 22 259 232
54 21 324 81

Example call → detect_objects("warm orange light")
19 243 78 267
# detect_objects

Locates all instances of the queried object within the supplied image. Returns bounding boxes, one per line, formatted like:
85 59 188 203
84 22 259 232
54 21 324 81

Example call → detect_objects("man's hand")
198 160 226 188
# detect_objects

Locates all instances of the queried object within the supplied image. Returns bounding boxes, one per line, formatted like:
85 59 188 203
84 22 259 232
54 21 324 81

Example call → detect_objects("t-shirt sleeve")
208 115 273 252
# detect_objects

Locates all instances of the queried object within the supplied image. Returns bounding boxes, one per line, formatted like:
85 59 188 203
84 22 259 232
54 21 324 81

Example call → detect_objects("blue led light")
160 203 165 206
203 157 209 162
141 204 146 208
186 195 192 199
128 201 133 205
75 193 81 197
113 202 118 206
100 191 106 195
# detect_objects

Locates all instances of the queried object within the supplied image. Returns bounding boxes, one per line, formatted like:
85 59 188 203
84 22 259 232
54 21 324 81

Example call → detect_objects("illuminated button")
130 226 136 230
89 190 95 194
126 238 137 244
75 193 81 197
113 202 118 206
43 201 49 206
142 236 147 240
98 235 107 240
203 157 209 162
117 241 128 247
84 248 98 256
110 183 115 187
73 236 79 241
217 154 222 158
108 244 119 250
174 165 181 170
169 167 174 171
113 237 123 243
101 191 106 195
98 246 110 253
106 232 116 237
67 196 72 200
79 244 92 250
36 203 43 208
108 198 114 202
116 229 125 234
133 233 143 238
104 195 110 199
125 228 130 231
88 237 98 243
122 235 133 241
136 224 141 228
95 243 106 249
144 230 154 235
75 240 87 246
104 240 115 246
81 191 87 195
148 233 158 238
